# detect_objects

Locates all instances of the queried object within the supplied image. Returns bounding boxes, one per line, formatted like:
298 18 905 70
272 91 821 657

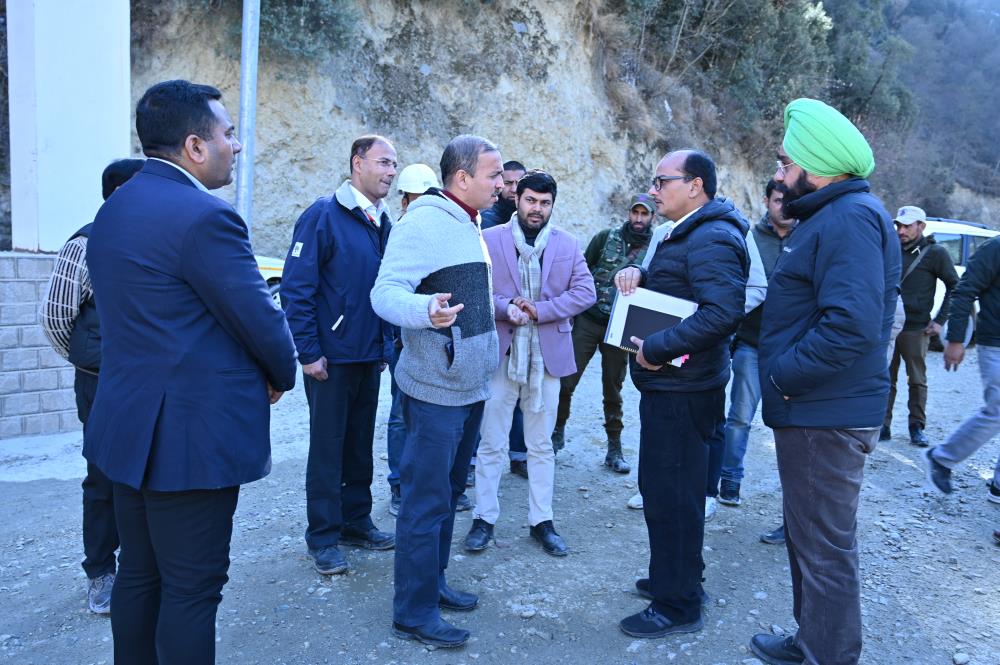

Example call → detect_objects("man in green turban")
749 99 901 665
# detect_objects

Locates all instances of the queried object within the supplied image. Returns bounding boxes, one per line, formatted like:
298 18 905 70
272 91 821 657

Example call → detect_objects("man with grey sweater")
371 135 504 648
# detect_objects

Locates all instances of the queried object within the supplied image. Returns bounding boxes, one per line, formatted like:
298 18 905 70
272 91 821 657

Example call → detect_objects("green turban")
782 98 875 178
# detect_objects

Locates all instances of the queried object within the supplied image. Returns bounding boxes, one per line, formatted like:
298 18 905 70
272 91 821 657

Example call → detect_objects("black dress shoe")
309 546 348 575
341 526 395 550
529 520 568 556
909 425 930 447
604 451 631 474
760 523 786 545
510 459 529 478
464 518 494 552
619 604 703 638
879 425 892 441
634 578 709 605
439 583 478 611
392 617 470 648
749 633 805 664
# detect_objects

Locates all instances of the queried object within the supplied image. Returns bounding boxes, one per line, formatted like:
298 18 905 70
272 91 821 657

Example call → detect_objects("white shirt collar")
149 157 210 193
349 184 387 227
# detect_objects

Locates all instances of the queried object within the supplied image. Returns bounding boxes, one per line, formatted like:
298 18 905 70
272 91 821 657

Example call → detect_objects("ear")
183 134 207 165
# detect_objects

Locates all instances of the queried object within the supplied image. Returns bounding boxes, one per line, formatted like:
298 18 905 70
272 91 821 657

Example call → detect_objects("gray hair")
440 135 499 186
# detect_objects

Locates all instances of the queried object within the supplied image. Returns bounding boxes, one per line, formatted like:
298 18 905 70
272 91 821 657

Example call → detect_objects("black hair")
135 80 223 159
101 159 145 200
350 135 392 174
440 135 499 186
681 151 717 199
503 160 526 173
765 179 788 199
515 169 557 202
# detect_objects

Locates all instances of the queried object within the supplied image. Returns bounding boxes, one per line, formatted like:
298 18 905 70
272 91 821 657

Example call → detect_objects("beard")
517 210 550 229
781 171 816 218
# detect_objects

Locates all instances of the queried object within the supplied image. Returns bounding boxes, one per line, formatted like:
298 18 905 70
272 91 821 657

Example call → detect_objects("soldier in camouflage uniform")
553 194 656 473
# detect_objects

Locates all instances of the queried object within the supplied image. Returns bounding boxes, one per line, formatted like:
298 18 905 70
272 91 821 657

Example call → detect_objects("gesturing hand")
615 267 642 295
630 336 663 371
429 293 464 329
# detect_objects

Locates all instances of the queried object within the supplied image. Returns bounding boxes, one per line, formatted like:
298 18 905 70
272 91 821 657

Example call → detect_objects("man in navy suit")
84 80 297 665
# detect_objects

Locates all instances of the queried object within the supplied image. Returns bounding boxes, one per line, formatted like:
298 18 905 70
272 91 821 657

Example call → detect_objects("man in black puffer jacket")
614 150 749 639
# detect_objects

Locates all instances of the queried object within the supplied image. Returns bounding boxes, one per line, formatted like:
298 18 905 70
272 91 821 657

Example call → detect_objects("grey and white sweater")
371 190 499 406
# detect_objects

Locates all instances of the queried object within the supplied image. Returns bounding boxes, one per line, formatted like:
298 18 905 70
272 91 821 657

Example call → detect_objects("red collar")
442 189 479 222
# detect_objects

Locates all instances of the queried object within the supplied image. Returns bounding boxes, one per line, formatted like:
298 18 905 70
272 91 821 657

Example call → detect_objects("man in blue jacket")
749 99 901 665
84 80 298 664
281 135 397 575
614 150 749 639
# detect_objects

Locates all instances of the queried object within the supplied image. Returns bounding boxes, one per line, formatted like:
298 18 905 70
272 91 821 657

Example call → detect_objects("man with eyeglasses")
282 135 398 576
613 150 750 640
749 99 900 665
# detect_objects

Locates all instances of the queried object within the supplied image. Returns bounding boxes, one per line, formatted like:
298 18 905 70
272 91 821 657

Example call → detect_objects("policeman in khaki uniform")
553 194 656 473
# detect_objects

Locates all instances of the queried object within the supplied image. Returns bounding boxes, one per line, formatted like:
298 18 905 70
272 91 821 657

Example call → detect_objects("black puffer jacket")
947 235 1000 347
630 198 750 392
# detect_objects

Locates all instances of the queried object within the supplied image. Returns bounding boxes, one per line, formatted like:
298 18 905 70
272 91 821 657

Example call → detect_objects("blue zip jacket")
281 181 393 365
630 197 750 393
758 178 901 429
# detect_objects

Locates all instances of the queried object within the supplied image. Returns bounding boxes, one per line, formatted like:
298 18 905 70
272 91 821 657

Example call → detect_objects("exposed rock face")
129 0 773 257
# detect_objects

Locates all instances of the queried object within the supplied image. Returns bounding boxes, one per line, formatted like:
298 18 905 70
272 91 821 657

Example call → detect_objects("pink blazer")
483 223 597 378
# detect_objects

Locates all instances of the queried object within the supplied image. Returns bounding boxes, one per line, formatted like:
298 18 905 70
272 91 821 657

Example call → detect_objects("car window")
933 233 963 266
967 235 992 261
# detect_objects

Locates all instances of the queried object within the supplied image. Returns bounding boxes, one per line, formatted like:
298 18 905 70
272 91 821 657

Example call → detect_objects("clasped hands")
507 297 537 326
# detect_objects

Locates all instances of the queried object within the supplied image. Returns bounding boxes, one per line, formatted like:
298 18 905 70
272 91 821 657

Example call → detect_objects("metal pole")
235 0 261 235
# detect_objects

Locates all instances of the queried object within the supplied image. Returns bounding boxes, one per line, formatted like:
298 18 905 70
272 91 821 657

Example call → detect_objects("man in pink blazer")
463 170 596 556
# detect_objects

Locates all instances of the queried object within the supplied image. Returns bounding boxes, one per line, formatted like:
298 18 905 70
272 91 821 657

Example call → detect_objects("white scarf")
508 221 552 412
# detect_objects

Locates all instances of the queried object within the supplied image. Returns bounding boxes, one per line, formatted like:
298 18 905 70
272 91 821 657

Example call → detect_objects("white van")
923 218 998 344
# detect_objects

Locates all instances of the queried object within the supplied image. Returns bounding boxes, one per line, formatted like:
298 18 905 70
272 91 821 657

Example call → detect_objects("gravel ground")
1 349 998 664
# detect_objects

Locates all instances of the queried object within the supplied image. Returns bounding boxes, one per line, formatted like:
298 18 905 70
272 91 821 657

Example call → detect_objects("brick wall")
0 252 80 439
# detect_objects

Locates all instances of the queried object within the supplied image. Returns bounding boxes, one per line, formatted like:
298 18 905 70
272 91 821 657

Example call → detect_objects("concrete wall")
0 253 78 439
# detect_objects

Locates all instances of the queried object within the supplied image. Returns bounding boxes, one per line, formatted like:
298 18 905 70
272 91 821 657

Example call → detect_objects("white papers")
604 287 698 367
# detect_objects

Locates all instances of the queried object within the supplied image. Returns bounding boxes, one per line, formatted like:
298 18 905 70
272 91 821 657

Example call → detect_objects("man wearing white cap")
882 205 959 446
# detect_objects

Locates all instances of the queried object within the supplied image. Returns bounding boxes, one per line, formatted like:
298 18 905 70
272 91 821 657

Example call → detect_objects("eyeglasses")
775 159 796 177
362 157 398 169
651 174 695 191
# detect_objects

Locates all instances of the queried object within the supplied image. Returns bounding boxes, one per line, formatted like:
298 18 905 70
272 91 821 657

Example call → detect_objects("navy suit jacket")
84 160 298 491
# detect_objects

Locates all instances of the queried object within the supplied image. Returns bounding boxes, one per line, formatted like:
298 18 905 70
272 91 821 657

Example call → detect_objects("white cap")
894 205 927 226
397 163 441 194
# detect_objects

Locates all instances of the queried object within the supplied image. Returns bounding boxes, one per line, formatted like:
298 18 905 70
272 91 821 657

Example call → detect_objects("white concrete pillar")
8 0 131 252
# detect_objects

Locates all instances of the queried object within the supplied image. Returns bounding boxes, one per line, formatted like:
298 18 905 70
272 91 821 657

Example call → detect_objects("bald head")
647 149 715 222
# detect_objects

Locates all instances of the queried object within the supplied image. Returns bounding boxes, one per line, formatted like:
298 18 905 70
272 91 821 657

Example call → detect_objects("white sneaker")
627 492 644 510
705 497 718 522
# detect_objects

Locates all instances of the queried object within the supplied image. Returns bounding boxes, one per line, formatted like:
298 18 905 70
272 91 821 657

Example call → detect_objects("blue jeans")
387 345 405 490
393 395 482 627
933 344 1000 485
721 342 761 483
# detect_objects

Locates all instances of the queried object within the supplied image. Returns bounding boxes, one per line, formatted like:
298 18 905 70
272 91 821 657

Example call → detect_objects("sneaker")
718 479 741 506
551 422 566 453
879 425 892 441
760 523 786 545
993 530 1000 546
924 448 952 494
456 493 473 512
909 425 930 447
389 485 401 517
309 546 348 575
619 605 703 638
988 480 1000 505
87 571 115 614
704 497 717 522
627 492 643 510
604 450 631 474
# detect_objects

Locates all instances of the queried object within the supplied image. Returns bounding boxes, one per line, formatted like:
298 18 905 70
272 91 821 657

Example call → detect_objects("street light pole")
235 0 261 236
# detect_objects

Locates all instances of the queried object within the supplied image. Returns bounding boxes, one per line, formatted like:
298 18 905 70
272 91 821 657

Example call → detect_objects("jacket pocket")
445 326 498 391
557 320 573 333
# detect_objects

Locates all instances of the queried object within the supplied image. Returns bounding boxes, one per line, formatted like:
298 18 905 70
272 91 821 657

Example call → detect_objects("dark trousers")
394 394 482 627
75 369 119 579
111 483 238 665
304 363 379 550
558 314 629 441
775 427 877 665
638 388 723 623
705 420 725 497
885 329 930 428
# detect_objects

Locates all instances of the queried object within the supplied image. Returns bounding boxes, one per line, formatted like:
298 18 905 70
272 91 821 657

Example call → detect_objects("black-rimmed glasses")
651 174 695 191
